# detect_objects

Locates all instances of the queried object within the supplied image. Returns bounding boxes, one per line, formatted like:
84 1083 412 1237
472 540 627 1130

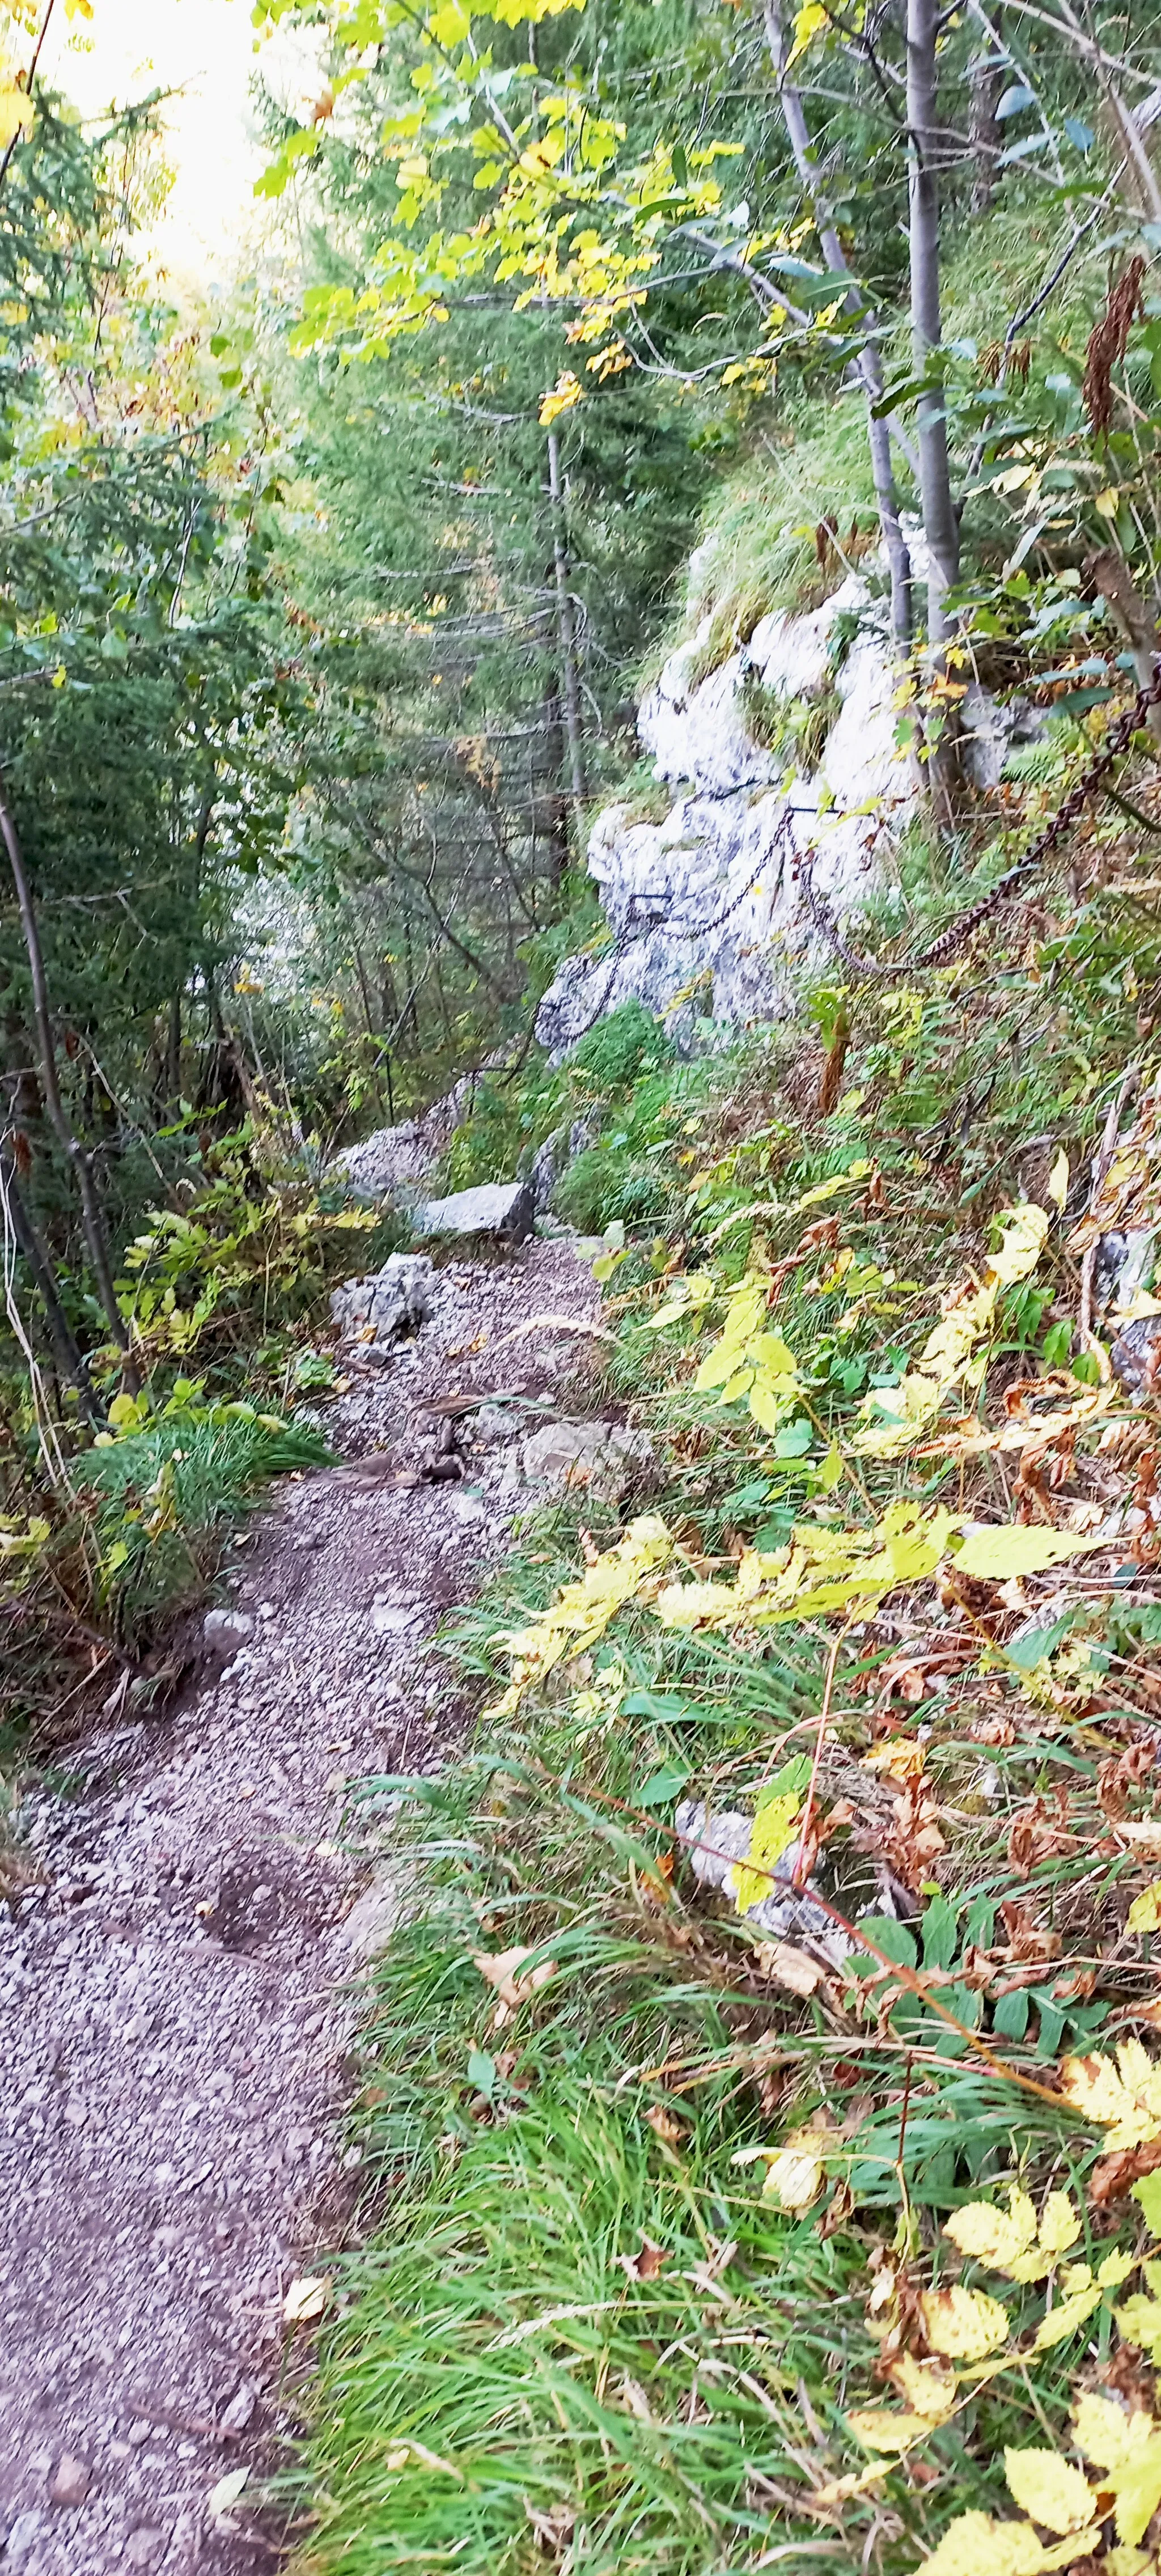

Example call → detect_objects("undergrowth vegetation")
298 773 1161 2573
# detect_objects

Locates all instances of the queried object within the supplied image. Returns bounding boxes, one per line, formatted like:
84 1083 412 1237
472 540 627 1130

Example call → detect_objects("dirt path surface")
0 1236 600 2576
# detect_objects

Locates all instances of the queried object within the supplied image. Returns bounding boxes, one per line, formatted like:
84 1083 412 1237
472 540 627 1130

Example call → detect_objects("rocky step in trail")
0 1233 643 2576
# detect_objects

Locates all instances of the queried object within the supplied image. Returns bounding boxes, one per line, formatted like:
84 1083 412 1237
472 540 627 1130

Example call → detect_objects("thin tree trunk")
763 0 913 651
906 0 962 816
0 1137 101 1419
968 9 1003 214
0 773 138 1382
165 987 183 1109
349 928 389 1121
546 427 586 820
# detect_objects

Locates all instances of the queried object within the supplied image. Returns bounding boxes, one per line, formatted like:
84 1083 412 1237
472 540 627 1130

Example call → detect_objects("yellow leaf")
954 1525 1101 1581
654 1578 739 1630
1039 2193 1084 2261
539 371 583 425
1115 2291 1161 2360
1094 487 1120 516
921 2284 1010 2359
990 1206 1052 1285
848 2407 930 2453
728 1791 802 1915
919 2511 1103 2573
0 74 33 152
1072 2392 1161 2545
1031 2281 1102 2350
762 2133 824 2212
854 1205 1048 1457
1058 2040 1161 2149
889 2353 958 2422
1002 2450 1096 2535
944 2192 1037 2274
1047 1149 1069 1213
283 2276 330 2325
748 1375 789 1434
1128 1882 1161 1933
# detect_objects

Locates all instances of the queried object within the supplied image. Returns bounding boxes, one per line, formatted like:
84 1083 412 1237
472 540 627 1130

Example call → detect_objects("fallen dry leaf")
283 2276 330 2327
752 1938 824 1996
645 2102 687 2145
618 2235 669 2282
472 1946 558 2028
206 2467 250 2520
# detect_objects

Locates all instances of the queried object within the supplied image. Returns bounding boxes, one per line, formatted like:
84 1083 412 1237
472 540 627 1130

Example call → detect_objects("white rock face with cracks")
535 570 917 1056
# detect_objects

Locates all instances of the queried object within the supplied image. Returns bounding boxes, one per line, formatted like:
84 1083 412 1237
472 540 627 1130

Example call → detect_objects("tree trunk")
546 427 586 824
541 688 571 892
968 11 1003 215
906 0 962 816
763 0 913 652
164 986 183 1112
0 773 138 1384
1086 546 1161 739
0 1137 101 1420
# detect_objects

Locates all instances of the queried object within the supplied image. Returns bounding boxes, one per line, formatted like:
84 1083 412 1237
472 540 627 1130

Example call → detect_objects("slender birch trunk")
906 0 962 815
763 0 913 651
546 427 586 823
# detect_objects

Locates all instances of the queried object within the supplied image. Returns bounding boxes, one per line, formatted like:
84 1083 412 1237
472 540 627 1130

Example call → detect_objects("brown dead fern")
1083 256 1146 439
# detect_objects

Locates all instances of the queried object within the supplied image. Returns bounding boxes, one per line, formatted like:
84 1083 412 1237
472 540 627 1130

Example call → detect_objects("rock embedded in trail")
519 1419 656 1505
202 1608 255 1657
413 1179 534 1245
330 1252 435 1360
49 2455 92 2509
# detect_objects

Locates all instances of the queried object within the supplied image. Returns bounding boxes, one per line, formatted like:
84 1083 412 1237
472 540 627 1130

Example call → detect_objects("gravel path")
0 1236 601 2575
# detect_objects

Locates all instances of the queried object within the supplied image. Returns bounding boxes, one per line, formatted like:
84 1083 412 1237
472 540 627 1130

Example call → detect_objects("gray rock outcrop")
330 1253 434 1361
413 1180 534 1245
676 1798 853 1967
519 1418 656 1504
536 570 918 1058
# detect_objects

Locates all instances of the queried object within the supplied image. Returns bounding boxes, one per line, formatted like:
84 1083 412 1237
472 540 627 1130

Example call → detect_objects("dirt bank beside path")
0 1236 599 2576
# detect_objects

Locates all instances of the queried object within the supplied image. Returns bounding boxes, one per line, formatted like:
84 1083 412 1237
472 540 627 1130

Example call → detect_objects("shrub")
569 999 672 1094
70 1396 332 1643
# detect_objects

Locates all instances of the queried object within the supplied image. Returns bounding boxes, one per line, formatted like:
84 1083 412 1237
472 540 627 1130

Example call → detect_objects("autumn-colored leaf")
944 2189 1080 2282
207 2468 251 2520
283 2276 330 2326
1002 2448 1095 2535
848 2405 931 2453
762 2132 826 2213
1128 1881 1161 1934
645 2102 687 2146
618 2235 668 2282
919 2510 1102 2572
752 1938 824 1996
1072 2390 1161 2544
472 1946 558 2028
921 2284 1010 2360
954 1525 1102 1582
1058 2040 1161 2149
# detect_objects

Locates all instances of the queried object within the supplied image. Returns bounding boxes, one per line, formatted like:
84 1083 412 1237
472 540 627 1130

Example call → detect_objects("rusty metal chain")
562 837 782 1043
562 667 1161 1043
803 680 1161 975
795 664 1161 980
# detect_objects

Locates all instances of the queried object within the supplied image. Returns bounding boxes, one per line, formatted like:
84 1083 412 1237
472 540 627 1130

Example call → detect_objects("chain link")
560 668 1161 1043
796 664 1161 981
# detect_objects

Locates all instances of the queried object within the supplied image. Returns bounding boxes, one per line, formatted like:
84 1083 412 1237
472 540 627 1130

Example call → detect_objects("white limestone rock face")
535 571 917 1057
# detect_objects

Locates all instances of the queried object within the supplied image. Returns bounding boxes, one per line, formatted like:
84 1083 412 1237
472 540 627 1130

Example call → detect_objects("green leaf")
467 2049 495 2100
954 1524 1101 1581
